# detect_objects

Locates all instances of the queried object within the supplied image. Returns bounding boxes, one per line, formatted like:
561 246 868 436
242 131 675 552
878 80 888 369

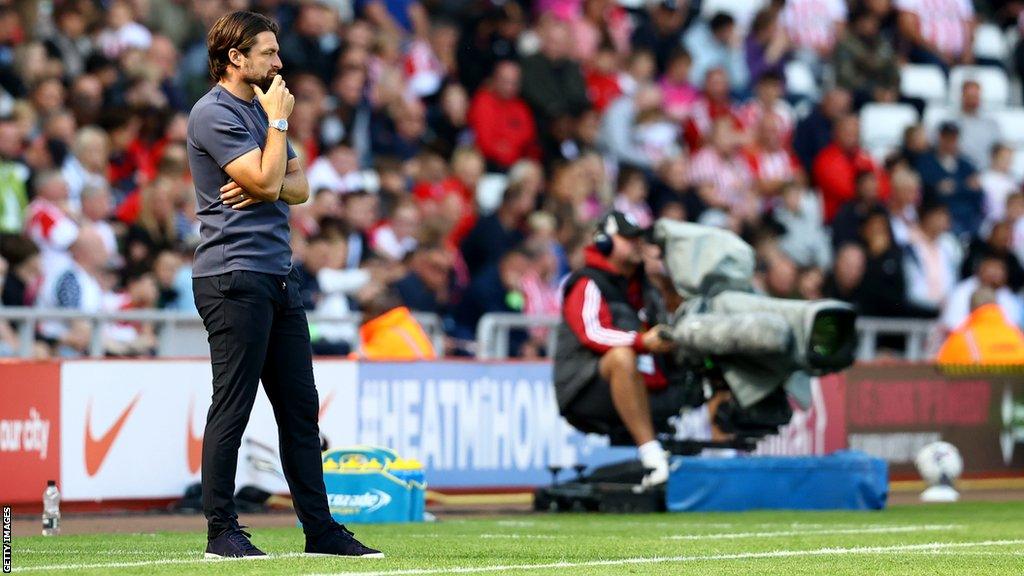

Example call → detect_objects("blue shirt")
186 85 297 278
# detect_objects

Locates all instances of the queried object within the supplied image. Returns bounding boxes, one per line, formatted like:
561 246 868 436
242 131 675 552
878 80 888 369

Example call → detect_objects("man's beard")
244 69 276 92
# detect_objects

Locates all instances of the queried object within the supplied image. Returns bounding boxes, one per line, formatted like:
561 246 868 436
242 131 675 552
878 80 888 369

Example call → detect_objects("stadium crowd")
1 0 1024 358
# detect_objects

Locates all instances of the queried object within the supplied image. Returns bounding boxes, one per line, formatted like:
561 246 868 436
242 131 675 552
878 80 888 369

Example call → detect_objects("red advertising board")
0 362 61 504
838 364 1024 478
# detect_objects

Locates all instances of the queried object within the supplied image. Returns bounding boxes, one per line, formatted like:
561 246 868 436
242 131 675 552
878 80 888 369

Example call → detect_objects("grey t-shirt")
186 84 297 278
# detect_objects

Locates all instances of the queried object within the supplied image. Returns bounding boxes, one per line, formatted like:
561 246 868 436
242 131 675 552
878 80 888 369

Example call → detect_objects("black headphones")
593 213 614 256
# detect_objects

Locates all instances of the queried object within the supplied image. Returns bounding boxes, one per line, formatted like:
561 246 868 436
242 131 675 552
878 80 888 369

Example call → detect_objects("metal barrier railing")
0 307 444 358
475 312 943 361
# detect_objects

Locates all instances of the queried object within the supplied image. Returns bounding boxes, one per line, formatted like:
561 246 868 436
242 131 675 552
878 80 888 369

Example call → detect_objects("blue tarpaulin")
666 451 888 512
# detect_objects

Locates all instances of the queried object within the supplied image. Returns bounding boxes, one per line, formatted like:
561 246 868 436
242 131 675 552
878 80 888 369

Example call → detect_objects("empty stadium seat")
860 103 919 151
900 64 948 103
992 108 1024 147
922 104 951 135
699 0 766 32
1011 149 1024 180
784 60 818 100
973 23 1010 62
949 66 1010 109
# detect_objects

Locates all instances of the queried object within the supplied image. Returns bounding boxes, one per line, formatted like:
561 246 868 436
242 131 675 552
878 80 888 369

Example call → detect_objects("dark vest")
553 266 646 410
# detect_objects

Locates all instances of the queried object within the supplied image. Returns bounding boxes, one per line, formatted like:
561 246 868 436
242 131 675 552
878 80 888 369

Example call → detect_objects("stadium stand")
1 0 1024 363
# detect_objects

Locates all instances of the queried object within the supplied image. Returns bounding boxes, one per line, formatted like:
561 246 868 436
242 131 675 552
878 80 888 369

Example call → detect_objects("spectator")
80 184 118 261
460 183 532 276
770 182 832 269
1 235 41 307
125 177 179 271
936 287 1024 366
794 87 851 171
370 200 419 261
658 49 699 123
519 17 590 132
896 0 975 69
393 243 453 319
279 3 340 85
44 5 94 81
689 118 757 227
601 84 665 171
96 1 152 59
782 0 848 65
737 72 795 145
683 12 749 91
745 114 802 198
683 68 742 151
453 247 532 352
25 170 78 277
913 121 984 238
812 114 889 223
322 67 372 163
942 256 1023 332
424 83 471 158
340 191 380 267
905 202 962 312
832 170 885 249
631 0 690 73
857 206 934 317
745 8 790 84
887 166 923 248
583 43 624 114
612 168 654 229
981 143 1020 224
834 8 900 109
63 126 110 211
960 220 1024 292
35 225 108 356
103 270 159 357
824 242 867 304
467 60 539 172
951 80 1001 170
0 117 29 234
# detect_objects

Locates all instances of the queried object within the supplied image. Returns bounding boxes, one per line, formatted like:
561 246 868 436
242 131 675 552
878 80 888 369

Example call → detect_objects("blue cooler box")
666 450 888 512
320 446 427 524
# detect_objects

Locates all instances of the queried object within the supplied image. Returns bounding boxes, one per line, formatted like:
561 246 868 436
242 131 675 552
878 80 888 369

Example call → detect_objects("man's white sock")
637 439 667 468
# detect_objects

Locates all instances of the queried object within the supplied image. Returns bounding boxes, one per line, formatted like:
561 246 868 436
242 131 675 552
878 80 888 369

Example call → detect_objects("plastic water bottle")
42 480 60 536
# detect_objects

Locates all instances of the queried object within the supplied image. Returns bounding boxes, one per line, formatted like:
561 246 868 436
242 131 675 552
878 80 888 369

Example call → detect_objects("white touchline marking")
663 524 960 540
10 552 311 572
304 539 1024 576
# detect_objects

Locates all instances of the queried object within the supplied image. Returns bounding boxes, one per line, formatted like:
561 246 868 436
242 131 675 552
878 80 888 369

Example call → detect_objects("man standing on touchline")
186 10 382 559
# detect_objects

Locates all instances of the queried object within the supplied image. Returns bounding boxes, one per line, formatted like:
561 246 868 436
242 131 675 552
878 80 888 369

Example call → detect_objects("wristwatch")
269 119 288 132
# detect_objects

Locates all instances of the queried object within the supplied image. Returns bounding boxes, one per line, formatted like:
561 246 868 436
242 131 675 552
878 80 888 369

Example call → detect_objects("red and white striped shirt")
689 148 755 212
896 0 974 58
782 0 847 52
736 100 795 142
746 148 801 183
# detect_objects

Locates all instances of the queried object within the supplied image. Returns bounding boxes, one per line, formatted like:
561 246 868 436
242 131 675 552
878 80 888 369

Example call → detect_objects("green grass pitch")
11 501 1024 575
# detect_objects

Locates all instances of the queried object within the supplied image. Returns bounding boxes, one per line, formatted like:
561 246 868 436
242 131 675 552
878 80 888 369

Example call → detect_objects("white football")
915 441 964 486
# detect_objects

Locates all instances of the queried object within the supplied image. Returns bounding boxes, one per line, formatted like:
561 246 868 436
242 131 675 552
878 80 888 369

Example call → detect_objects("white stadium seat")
699 0 766 32
949 66 1010 109
922 104 951 136
784 60 818 100
860 103 919 151
1011 149 1024 180
900 64 947 103
973 23 1009 62
992 108 1024 147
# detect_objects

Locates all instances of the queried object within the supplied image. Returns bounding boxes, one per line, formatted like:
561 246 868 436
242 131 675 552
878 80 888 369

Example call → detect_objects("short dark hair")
206 11 279 80
709 12 735 33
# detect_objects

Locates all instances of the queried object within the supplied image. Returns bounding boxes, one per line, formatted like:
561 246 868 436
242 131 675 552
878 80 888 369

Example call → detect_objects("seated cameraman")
554 211 680 487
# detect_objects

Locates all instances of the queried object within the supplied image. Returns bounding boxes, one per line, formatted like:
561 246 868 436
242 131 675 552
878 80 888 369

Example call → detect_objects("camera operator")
554 211 683 487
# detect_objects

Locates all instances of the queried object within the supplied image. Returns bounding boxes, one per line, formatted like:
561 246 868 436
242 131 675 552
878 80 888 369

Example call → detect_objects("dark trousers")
193 269 333 540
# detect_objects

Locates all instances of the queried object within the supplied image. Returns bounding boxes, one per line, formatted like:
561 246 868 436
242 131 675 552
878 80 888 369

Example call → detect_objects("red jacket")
468 87 539 169
561 246 667 389
812 143 890 223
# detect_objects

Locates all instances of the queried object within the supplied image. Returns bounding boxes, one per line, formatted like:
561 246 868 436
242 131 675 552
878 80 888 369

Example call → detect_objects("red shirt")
812 143 890 223
467 87 539 169
584 69 622 112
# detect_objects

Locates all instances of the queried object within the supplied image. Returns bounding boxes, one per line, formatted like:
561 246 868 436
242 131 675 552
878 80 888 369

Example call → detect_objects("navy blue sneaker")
204 525 268 559
305 523 384 558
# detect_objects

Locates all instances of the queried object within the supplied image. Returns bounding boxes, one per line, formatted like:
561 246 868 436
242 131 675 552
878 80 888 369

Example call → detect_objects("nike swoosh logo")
85 394 141 477
187 395 203 475
318 389 336 422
